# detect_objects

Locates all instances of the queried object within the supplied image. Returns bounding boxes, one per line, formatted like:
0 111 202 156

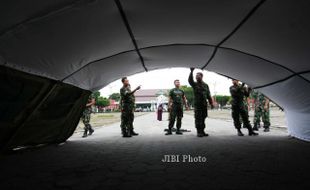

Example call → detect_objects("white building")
135 89 169 111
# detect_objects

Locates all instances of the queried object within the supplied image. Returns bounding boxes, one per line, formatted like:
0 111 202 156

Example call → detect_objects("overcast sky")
100 68 233 97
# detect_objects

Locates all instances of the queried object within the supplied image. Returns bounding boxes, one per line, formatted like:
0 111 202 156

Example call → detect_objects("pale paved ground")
0 112 309 190
76 107 286 134
75 112 147 132
193 107 287 128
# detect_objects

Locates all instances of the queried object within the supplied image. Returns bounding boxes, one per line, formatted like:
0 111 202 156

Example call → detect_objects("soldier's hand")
190 67 195 71
136 85 141 91
185 106 189 111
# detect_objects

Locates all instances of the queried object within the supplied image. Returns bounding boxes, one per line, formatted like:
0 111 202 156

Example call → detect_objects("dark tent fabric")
0 66 90 150
1 0 310 149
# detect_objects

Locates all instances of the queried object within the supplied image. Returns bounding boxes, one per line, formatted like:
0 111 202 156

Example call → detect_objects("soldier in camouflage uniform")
166 79 189 135
188 68 214 137
81 93 95 138
252 90 271 132
230 79 258 136
240 91 250 128
120 77 141 137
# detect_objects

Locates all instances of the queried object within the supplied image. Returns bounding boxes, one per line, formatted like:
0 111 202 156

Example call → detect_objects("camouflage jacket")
120 86 135 111
188 71 213 108
251 90 267 107
169 88 185 106
230 84 250 107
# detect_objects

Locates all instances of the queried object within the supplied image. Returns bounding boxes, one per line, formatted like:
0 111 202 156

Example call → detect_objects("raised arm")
129 85 141 95
86 96 95 107
188 68 196 87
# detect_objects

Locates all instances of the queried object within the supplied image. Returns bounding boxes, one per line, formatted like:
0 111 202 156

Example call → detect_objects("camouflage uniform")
120 85 135 136
240 94 249 128
81 94 95 137
230 84 257 136
188 71 213 136
252 90 270 130
168 88 185 132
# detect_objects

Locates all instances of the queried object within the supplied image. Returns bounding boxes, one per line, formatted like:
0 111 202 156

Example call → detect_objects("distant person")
157 104 163 121
120 77 141 137
166 80 189 135
81 93 96 138
188 68 214 137
252 90 271 132
230 79 258 136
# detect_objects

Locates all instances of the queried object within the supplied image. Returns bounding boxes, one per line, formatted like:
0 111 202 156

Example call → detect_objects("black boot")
197 129 204 137
130 130 139 136
249 131 259 136
123 131 132 138
237 129 244 136
263 127 270 132
197 133 204 137
122 129 131 137
88 124 94 135
248 127 258 136
165 129 172 135
82 125 88 138
176 129 183 135
202 130 209 136
253 125 259 131
82 130 88 138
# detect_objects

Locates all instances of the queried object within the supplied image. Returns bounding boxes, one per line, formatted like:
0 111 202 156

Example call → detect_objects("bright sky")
100 68 232 97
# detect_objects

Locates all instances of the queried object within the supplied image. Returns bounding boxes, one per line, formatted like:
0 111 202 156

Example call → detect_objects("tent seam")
61 49 135 81
114 0 148 72
201 0 266 70
0 0 87 38
61 43 310 84
254 70 310 89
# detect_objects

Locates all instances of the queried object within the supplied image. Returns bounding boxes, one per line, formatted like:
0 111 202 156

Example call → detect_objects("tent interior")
1 0 310 151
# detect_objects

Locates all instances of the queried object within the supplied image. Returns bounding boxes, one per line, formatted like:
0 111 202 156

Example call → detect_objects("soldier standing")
230 79 258 136
240 91 251 128
120 77 141 137
252 90 271 132
166 79 189 135
81 93 95 138
188 68 214 137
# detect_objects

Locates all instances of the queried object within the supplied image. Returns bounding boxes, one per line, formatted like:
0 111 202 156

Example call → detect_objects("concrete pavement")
0 112 309 190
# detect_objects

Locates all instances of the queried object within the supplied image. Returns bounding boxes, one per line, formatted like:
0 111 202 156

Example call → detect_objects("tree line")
180 86 231 107
93 87 231 108
92 92 121 107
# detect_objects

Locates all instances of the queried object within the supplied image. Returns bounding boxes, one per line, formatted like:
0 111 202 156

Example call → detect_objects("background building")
135 89 169 111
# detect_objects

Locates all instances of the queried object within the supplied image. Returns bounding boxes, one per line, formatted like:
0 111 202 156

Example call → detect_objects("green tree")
180 85 194 106
93 91 101 101
96 96 110 107
109 93 121 101
214 95 231 107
